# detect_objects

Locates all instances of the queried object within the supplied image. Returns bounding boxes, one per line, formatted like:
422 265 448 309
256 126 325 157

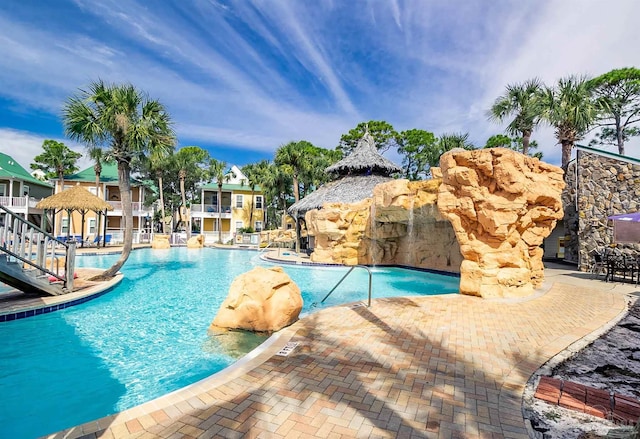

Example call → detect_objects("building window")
236 194 243 208
255 196 263 209
0 183 6 197
88 218 97 235
235 221 243 231
22 185 30 196
89 187 97 196
61 218 69 234
255 221 263 232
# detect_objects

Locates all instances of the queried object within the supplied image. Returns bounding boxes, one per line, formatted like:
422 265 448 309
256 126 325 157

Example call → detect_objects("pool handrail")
321 264 372 307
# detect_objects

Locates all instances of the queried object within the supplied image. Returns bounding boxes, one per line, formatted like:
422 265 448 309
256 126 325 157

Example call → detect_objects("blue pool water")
0 248 458 438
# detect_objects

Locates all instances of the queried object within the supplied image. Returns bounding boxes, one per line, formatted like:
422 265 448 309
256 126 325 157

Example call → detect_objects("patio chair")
84 235 101 247
590 251 607 279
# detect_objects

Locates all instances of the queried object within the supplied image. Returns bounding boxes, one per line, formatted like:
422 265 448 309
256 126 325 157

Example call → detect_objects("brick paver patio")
50 272 632 439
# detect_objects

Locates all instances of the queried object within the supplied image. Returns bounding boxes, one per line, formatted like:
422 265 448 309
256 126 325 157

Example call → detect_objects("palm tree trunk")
180 176 190 239
293 175 300 202
94 161 133 279
561 140 573 171
95 173 102 242
522 130 532 156
158 174 166 234
616 117 625 155
218 183 223 243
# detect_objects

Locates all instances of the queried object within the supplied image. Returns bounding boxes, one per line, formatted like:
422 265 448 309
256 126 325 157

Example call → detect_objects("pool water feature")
0 248 458 438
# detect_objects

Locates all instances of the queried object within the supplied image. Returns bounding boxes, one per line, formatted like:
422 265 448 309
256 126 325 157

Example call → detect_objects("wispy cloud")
1 0 639 167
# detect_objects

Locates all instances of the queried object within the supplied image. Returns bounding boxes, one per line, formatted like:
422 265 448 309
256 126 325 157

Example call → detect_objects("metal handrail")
321 265 373 307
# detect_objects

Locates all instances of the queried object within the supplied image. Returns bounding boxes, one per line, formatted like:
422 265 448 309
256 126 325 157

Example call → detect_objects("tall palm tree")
208 158 229 243
261 162 293 230
274 141 312 203
147 147 173 234
63 80 175 279
541 75 597 169
173 146 209 238
241 163 261 230
431 133 475 167
88 146 110 243
487 79 544 156
30 139 82 193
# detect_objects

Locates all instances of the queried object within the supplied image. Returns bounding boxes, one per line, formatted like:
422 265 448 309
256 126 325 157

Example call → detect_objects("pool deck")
15 249 637 438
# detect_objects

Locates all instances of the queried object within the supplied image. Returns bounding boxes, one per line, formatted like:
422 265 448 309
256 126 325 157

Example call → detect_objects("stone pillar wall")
576 150 640 271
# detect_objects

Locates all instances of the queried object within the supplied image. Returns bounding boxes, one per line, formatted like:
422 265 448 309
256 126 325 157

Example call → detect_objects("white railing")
201 231 233 245
190 204 232 214
0 195 43 211
107 201 153 213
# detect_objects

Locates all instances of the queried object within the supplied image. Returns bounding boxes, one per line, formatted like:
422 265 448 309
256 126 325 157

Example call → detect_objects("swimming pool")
0 247 458 438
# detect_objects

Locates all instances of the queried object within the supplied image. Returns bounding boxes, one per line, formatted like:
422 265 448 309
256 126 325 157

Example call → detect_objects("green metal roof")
65 162 120 183
200 182 262 192
0 152 53 188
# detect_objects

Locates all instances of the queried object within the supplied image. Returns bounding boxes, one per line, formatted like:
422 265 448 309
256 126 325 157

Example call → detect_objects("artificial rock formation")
210 266 302 333
187 234 204 248
306 179 463 272
151 234 170 249
437 148 565 298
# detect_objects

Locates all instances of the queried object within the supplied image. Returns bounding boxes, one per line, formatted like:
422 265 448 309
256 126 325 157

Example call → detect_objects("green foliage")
434 133 475 167
237 226 255 234
587 67 640 155
396 129 438 180
337 120 398 154
30 139 82 183
487 78 545 155
540 75 597 168
275 140 316 202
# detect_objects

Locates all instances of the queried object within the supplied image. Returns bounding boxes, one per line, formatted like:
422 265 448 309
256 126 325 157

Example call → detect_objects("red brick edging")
534 376 640 425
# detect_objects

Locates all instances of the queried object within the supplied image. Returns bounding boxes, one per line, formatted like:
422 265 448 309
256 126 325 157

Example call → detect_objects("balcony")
0 196 43 214
107 201 153 214
191 204 232 219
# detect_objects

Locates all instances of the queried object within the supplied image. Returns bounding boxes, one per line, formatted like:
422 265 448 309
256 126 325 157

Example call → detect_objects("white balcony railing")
107 201 153 213
0 196 43 212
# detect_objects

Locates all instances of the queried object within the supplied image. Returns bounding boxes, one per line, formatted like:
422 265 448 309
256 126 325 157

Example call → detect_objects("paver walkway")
50 269 635 439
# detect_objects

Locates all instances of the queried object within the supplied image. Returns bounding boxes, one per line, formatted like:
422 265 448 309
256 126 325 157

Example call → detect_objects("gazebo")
288 130 402 251
36 185 113 247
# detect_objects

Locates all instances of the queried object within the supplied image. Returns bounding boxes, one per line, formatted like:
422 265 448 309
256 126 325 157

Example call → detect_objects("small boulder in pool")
210 266 303 333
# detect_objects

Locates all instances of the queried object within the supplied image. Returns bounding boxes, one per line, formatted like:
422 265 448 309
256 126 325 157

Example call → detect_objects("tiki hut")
36 185 113 247
288 130 401 219
288 130 401 251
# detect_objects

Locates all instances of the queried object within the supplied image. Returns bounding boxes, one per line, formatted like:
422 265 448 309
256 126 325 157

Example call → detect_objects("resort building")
57 162 154 244
0 152 53 226
191 165 264 244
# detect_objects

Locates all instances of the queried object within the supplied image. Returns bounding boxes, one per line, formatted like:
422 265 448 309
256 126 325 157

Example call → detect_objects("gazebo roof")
288 174 394 217
36 185 113 212
325 130 402 176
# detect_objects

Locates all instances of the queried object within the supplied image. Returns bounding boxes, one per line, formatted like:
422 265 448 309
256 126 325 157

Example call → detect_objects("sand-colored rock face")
187 235 204 248
210 266 303 332
151 234 170 249
306 179 463 271
437 148 565 298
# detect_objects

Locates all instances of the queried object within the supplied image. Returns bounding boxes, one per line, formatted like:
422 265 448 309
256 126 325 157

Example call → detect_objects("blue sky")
1 0 640 172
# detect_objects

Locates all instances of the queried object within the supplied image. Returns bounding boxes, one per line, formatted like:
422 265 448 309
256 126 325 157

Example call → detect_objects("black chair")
590 251 607 279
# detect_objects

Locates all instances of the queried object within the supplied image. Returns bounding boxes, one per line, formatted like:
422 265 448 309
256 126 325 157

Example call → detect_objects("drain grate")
276 342 299 357
348 302 366 309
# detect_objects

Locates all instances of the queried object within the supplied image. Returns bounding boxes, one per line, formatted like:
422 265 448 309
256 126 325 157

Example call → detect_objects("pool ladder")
321 265 372 307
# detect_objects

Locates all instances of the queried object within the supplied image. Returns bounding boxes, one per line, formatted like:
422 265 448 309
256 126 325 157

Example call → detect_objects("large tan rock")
210 266 302 332
306 179 463 272
151 234 170 249
187 235 204 248
437 148 564 298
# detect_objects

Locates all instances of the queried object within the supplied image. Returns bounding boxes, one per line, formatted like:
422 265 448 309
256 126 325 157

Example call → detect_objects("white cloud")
0 129 91 173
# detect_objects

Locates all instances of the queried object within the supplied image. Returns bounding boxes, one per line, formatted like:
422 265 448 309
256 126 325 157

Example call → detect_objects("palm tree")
88 146 111 244
173 146 209 238
431 133 475 167
147 147 173 234
275 141 313 203
208 158 229 243
261 162 293 230
30 139 82 193
241 163 261 230
63 80 175 279
541 75 597 169
487 79 544 156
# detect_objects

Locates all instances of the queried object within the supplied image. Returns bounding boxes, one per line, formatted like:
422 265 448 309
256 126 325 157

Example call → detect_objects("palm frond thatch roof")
36 185 113 212
288 175 394 217
326 131 402 175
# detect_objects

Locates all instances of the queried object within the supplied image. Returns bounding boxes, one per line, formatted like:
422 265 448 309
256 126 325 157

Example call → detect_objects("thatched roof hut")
36 185 113 212
325 130 402 176
288 130 401 219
